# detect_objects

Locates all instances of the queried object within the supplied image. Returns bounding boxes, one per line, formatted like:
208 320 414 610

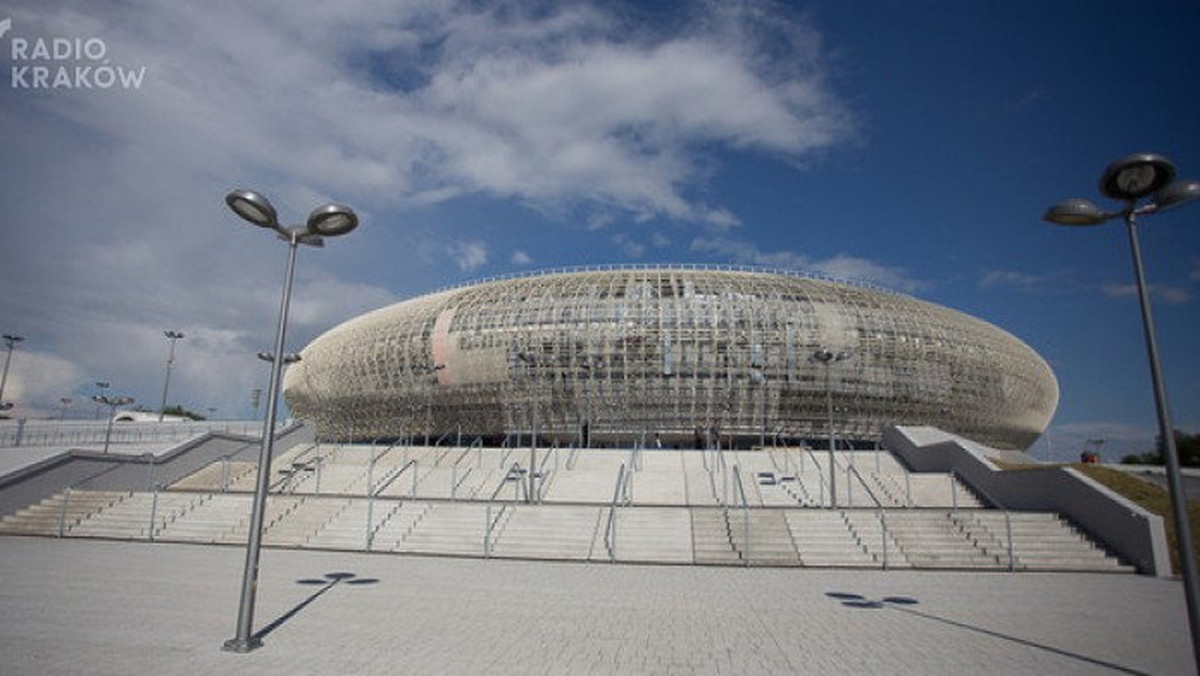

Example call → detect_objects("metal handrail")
566 443 581 470
450 447 474 498
801 445 829 507
536 444 559 501
470 436 484 468
847 464 890 570
372 459 418 497
484 461 524 556
604 463 627 561
731 464 750 567
950 469 1015 572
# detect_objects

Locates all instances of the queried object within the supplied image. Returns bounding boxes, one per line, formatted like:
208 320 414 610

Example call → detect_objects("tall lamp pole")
0 334 25 411
92 394 134 453
516 352 540 502
93 382 110 420
1044 152 1200 667
158 330 185 421
812 349 851 508
222 189 358 653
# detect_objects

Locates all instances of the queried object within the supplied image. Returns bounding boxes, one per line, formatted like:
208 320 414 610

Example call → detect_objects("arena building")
282 266 1058 449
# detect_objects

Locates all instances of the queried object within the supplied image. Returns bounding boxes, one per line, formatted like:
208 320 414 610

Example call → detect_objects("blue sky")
0 0 1197 461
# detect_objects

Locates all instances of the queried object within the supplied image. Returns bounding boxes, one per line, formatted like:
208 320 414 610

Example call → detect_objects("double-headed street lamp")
812 348 851 507
1 334 25 411
222 189 358 654
158 330 185 421
1044 152 1200 667
93 382 110 420
92 394 134 454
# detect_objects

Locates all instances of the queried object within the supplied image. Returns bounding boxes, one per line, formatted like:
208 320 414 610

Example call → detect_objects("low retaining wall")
0 424 312 518
883 425 1170 577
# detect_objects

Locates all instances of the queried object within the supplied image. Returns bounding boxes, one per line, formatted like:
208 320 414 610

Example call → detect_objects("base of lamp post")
222 636 263 653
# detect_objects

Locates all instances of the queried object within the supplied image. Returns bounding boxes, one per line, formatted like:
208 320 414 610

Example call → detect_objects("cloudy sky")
1 0 1197 461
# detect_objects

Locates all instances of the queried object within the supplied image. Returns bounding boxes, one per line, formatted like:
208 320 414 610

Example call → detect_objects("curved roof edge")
425 263 904 298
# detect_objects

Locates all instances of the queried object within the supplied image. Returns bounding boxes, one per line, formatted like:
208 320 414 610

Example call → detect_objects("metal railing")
451 447 475 499
801 445 829 507
950 469 1015 571
484 462 525 557
424 262 902 299
0 419 266 448
604 463 627 561
536 444 560 501
847 464 890 570
731 464 750 567
372 459 418 498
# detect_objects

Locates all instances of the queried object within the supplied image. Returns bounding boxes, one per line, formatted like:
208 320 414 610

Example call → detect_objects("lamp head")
1099 153 1176 201
1043 198 1112 226
226 189 279 228
1150 179 1200 213
306 203 358 237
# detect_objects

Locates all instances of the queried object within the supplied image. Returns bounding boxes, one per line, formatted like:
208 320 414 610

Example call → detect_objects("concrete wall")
883 425 1170 577
0 424 313 518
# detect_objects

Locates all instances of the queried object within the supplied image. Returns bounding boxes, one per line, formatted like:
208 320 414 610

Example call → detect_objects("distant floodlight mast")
0 334 24 411
158 330 185 422
222 189 358 654
1044 152 1200 668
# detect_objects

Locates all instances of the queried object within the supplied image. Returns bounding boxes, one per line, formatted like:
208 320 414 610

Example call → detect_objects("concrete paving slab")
0 536 1192 674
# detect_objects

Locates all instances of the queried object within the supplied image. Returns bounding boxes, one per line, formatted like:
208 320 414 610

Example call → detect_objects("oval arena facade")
282 266 1058 450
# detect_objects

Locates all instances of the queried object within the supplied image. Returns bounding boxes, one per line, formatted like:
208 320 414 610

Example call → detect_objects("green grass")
1072 464 1200 575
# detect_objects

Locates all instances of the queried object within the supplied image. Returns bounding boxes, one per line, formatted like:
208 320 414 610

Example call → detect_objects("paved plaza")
0 536 1192 674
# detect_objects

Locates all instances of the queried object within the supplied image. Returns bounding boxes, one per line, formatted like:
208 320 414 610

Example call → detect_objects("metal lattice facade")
282 267 1058 449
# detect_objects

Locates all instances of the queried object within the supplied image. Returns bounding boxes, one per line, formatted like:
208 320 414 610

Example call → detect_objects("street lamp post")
1045 152 1200 667
222 189 358 654
0 334 25 411
516 352 541 502
812 349 851 508
92 394 134 453
158 330 185 421
93 382 110 420
422 364 446 446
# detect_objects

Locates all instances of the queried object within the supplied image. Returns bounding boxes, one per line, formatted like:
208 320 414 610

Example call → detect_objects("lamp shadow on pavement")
825 591 1148 676
252 571 380 643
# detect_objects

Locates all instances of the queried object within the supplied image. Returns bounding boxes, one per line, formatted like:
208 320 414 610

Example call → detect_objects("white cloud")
510 250 533 265
980 270 1054 293
689 236 927 292
0 350 84 418
448 239 489 272
0 1 855 416
1101 283 1192 305
612 233 646 259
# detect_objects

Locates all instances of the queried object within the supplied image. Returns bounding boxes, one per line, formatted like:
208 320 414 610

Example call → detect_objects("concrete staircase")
786 510 878 567
606 507 693 563
0 445 1137 574
489 505 601 560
